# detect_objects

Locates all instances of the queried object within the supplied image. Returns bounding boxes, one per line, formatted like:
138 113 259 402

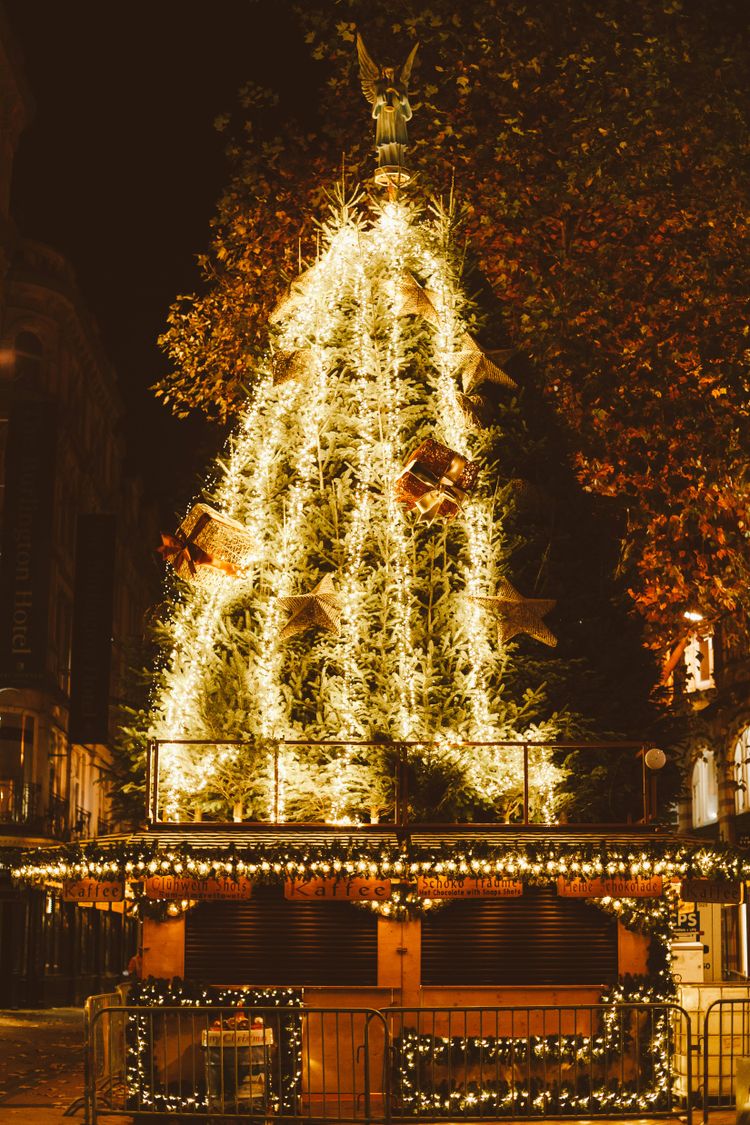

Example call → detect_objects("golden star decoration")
395 271 441 326
278 574 343 639
458 334 517 395
469 578 557 647
269 262 322 325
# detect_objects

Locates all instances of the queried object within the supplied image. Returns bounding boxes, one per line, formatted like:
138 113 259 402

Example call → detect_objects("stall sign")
63 879 125 903
681 878 742 904
601 876 663 897
557 877 606 898
557 876 662 898
201 1028 274 1047
284 878 391 900
144 875 253 900
416 876 523 898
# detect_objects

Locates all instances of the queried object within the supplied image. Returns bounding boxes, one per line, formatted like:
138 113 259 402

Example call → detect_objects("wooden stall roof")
89 820 689 851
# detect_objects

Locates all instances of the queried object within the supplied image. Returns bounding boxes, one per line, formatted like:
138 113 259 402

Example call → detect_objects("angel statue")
356 32 419 187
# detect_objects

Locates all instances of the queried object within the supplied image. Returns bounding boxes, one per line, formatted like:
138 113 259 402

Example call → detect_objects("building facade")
0 7 157 1004
674 618 750 980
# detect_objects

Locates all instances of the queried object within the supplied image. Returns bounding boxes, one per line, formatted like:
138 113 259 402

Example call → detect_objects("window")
0 712 36 781
54 590 73 695
691 749 718 827
0 714 37 824
733 726 750 815
684 632 715 693
14 331 43 394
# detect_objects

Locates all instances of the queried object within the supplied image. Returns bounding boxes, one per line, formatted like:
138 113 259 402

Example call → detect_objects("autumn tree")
158 0 750 653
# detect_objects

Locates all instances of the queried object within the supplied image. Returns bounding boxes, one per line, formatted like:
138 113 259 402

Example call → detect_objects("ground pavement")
0 1008 739 1124
0 1008 127 1124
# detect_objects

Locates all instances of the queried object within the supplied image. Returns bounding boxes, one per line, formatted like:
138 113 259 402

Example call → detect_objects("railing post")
685 1003 693 1125
83 998 92 1125
396 745 409 827
154 741 160 823
274 744 280 823
523 744 529 824
640 747 650 823
363 1012 372 1125
146 740 159 824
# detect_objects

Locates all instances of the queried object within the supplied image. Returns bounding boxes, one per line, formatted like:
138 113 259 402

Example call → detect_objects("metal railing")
146 738 652 826
73 805 91 838
47 792 69 838
86 1003 388 1123
83 999 690 1124
385 1003 690 1121
702 997 750 1120
0 778 40 824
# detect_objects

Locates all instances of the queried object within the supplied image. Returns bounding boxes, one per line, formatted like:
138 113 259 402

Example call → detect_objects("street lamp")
641 746 667 822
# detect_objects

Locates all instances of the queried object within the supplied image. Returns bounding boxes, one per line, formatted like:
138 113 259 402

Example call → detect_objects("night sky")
5 1 316 515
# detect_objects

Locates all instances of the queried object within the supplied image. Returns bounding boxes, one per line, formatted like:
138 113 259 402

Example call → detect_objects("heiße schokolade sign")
556 875 663 898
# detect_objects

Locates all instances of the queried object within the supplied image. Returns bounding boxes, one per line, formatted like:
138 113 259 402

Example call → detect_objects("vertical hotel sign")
0 401 57 683
69 514 116 744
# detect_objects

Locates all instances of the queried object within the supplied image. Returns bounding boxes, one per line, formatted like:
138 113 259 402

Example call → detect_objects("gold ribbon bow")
412 454 468 522
157 518 238 578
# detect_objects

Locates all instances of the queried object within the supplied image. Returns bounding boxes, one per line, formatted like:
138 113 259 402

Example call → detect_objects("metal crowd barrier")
85 1003 388 1122
702 997 750 1121
385 1004 691 1122
83 999 691 1123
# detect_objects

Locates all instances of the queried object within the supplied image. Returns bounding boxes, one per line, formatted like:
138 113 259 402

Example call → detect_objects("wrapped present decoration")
395 437 478 523
158 502 253 581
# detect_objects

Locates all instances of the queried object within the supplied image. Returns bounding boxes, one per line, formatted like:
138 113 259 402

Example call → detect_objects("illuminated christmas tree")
149 186 580 824
143 34 673 829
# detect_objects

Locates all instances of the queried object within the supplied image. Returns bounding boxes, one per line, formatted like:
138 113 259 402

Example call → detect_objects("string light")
13 837 742 897
124 979 302 1115
144 192 576 825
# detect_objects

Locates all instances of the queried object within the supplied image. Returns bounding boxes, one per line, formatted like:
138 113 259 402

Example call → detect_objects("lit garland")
124 978 302 1115
354 884 448 919
390 975 676 1117
14 835 748 900
119 973 677 1119
128 895 194 922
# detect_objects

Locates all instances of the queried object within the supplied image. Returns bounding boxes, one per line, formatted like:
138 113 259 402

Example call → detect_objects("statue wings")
356 32 419 105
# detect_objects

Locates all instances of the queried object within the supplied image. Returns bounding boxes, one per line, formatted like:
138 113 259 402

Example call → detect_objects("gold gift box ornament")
158 502 253 581
395 437 478 523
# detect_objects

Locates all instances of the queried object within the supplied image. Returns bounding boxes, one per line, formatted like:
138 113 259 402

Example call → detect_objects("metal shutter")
422 886 618 985
184 885 378 985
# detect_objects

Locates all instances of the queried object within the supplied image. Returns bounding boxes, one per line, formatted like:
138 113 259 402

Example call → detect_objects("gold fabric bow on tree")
395 437 478 523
